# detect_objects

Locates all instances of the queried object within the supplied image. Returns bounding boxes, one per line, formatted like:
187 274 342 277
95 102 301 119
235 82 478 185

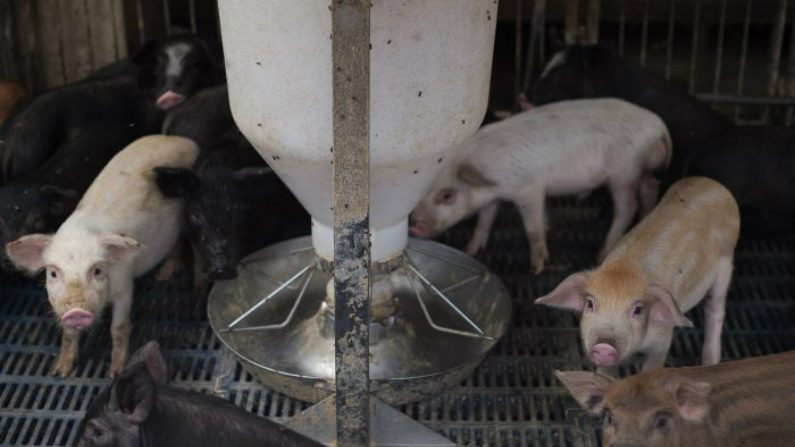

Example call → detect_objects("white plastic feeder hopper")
210 1 511 442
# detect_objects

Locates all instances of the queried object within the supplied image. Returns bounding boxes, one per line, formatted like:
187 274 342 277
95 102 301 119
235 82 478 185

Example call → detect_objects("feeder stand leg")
332 1 371 446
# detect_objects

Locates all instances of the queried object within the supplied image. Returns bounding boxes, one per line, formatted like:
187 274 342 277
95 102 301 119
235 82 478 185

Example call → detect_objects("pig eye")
49 269 57 279
435 189 457 205
584 296 595 312
94 267 102 277
632 304 644 317
603 409 613 426
654 412 670 430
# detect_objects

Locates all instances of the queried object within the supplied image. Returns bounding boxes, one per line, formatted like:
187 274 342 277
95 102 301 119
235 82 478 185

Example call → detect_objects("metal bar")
407 264 487 336
188 0 197 33
331 1 371 446
618 0 627 57
565 0 578 44
639 0 649 67
696 93 795 106
763 0 788 122
786 1 795 125
689 0 702 93
586 0 600 44
220 267 316 333
735 0 753 120
407 267 493 340
513 0 522 107
618 0 626 56
406 246 483 274
712 0 727 94
440 274 482 294
664 0 676 80
162 0 170 30
225 264 312 329
521 0 547 93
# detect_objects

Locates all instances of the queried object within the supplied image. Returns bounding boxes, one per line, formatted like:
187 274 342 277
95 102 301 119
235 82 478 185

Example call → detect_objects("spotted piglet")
6 136 198 377
410 98 671 273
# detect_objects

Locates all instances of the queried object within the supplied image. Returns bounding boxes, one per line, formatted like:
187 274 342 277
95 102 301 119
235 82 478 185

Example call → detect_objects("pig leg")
702 257 733 366
598 180 639 261
154 244 182 281
108 281 133 377
466 201 499 256
52 330 80 376
515 187 548 274
191 242 206 292
638 173 660 217
642 330 673 371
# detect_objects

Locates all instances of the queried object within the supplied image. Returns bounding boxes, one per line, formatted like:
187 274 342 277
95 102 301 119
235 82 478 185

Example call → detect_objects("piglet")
536 177 739 376
75 341 322 447
556 351 795 447
158 84 309 283
6 135 198 377
410 98 671 273
0 123 139 271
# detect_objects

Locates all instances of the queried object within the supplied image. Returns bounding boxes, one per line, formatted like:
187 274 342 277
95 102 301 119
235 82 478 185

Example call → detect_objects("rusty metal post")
331 1 371 446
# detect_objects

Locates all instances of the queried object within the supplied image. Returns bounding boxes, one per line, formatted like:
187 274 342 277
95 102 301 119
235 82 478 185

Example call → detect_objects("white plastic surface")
218 0 497 260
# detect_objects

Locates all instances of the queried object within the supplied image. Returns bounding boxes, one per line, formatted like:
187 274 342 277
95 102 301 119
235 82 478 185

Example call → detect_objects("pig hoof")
531 246 549 274
108 355 127 378
51 355 75 377
154 262 176 282
465 240 485 256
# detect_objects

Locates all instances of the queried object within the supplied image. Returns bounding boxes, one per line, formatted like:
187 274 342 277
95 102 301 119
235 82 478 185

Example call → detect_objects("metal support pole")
331 1 371 446
586 0 600 44
565 0 579 44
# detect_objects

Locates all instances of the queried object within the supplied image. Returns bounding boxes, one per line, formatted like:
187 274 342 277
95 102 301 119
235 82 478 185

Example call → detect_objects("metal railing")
511 0 795 126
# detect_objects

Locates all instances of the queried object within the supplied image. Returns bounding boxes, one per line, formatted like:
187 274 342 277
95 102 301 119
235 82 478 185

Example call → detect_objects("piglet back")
78 135 199 215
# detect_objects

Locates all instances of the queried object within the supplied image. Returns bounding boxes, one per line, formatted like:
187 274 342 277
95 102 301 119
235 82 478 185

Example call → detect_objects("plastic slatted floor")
1 196 794 446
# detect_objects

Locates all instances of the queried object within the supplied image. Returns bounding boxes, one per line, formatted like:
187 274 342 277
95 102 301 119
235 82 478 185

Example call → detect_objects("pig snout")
409 224 432 238
60 308 95 330
408 215 435 239
517 93 534 111
590 341 619 367
156 90 186 110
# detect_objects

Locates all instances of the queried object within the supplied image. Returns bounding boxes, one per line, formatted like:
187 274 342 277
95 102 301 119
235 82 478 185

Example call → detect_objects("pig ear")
126 341 168 385
554 370 614 414
154 167 200 198
235 167 277 197
456 164 496 187
233 166 273 182
111 363 156 424
666 379 711 422
101 235 142 263
535 273 588 312
6 234 52 273
646 285 693 327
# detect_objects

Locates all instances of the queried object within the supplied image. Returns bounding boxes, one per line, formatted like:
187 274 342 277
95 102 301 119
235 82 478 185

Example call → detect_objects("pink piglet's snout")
60 308 95 330
590 342 619 367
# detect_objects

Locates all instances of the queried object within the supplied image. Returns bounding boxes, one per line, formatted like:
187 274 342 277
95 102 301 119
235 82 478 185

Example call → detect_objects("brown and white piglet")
536 177 739 376
6 135 198 377
556 351 795 447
